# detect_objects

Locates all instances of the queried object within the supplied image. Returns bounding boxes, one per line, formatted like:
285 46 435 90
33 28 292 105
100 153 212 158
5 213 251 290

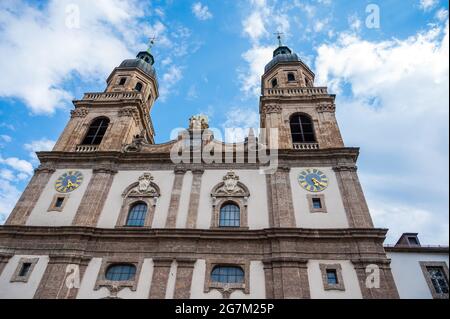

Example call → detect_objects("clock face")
298 169 329 192
55 171 83 193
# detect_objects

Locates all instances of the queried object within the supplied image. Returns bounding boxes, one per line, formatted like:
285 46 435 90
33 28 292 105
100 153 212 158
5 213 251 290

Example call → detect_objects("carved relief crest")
211 172 250 198
138 173 153 193
223 172 239 194
123 173 160 199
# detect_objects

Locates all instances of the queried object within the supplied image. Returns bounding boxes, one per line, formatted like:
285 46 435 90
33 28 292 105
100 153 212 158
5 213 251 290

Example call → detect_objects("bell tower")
53 46 159 153
260 39 344 150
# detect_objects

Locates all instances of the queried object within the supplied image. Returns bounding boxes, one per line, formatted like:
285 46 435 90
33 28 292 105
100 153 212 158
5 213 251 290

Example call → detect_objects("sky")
0 0 448 245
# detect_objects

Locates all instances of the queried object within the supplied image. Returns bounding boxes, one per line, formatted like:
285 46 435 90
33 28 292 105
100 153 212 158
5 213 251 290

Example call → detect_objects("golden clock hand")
312 178 326 187
67 180 75 188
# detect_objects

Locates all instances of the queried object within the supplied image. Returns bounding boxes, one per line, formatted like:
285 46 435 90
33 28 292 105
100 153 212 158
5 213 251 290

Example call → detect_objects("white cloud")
348 14 362 31
239 0 292 96
315 21 449 243
223 106 260 129
0 0 154 114
419 0 438 11
192 2 213 21
0 169 15 181
436 8 449 21
0 156 34 176
239 46 274 96
0 178 21 224
0 135 12 143
159 65 183 101
24 138 56 160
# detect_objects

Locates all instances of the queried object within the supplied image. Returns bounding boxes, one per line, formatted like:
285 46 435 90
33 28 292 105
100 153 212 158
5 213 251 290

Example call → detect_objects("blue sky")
0 0 448 244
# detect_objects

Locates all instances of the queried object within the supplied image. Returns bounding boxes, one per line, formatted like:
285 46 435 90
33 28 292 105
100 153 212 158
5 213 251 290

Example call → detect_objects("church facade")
0 43 402 299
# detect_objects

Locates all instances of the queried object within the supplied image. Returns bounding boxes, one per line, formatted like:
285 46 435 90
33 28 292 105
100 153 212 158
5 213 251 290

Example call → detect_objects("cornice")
36 147 360 166
0 225 388 241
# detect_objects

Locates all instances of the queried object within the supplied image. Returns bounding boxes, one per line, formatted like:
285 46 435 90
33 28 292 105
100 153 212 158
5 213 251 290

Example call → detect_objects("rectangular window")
10 258 39 283
119 77 127 85
48 194 69 212
19 263 32 277
55 197 65 208
427 267 449 295
326 269 338 285
308 195 327 214
312 198 322 209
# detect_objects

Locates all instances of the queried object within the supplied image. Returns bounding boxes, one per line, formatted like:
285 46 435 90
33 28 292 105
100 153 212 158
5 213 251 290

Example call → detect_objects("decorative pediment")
122 173 161 198
211 172 250 198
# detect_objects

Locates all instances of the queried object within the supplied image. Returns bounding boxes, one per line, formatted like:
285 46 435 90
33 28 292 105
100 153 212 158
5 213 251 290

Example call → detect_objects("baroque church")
0 39 418 299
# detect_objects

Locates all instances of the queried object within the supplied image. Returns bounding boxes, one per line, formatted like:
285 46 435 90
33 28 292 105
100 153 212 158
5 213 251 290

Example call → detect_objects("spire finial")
147 36 157 53
274 32 284 47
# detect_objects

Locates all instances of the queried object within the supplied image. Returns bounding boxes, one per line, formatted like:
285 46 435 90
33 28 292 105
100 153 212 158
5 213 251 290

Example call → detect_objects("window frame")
419 261 449 299
116 178 160 228
211 266 245 284
125 202 149 227
307 194 328 214
271 78 278 88
219 203 241 228
320 263 345 291
48 194 70 212
118 77 127 86
95 258 143 294
134 82 143 92
210 173 250 230
10 257 39 283
289 113 317 144
81 117 110 146
287 72 296 82
105 264 137 282
204 259 251 298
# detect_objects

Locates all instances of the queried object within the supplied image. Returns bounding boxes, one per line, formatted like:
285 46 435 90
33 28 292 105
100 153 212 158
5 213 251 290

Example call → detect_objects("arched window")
211 266 245 284
290 114 316 143
135 82 143 92
126 202 148 227
219 203 240 227
271 78 278 88
81 117 110 145
288 73 296 82
105 264 136 281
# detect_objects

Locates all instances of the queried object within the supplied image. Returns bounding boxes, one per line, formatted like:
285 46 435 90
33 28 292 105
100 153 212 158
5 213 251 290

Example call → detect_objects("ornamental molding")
70 107 89 118
316 102 336 113
122 173 160 201
263 104 282 114
211 172 250 199
118 106 140 125
332 165 358 172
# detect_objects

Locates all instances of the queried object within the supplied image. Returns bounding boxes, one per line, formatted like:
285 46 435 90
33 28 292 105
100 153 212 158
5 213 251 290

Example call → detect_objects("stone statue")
189 114 209 130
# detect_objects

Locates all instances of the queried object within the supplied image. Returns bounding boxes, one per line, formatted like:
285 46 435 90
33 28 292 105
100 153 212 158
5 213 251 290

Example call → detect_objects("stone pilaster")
173 258 196 299
34 254 91 299
352 259 400 299
53 108 89 152
0 253 13 276
149 258 173 299
263 257 310 299
72 166 117 227
267 167 296 228
165 168 186 228
333 165 374 228
6 165 55 226
186 169 204 229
